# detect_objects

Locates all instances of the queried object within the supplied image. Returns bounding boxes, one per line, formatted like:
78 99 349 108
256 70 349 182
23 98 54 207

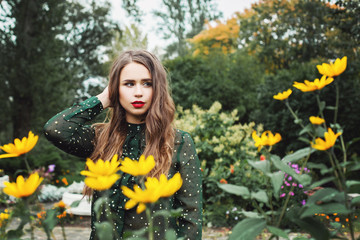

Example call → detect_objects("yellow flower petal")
252 130 281 151
273 89 292 100
84 174 120 191
317 56 347 77
120 155 155 176
311 128 341 151
0 131 38 158
3 173 43 198
309 116 325 125
136 203 146 214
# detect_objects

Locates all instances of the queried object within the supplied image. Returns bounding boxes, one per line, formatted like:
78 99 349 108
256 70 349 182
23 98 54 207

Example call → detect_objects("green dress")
43 96 202 240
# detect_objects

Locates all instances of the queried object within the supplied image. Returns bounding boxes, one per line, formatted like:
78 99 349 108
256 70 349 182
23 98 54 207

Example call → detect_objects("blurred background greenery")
0 0 359 228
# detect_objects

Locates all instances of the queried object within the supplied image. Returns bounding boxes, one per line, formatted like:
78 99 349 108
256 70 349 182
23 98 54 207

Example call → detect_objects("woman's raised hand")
96 86 111 109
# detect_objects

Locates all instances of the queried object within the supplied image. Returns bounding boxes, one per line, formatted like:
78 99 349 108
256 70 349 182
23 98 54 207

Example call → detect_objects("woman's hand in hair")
97 86 111 109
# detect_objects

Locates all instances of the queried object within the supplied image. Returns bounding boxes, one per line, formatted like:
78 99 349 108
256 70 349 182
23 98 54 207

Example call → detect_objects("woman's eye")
144 82 152 87
125 83 134 86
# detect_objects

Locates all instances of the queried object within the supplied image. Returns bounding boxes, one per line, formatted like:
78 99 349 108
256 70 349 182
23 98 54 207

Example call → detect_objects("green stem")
285 101 306 129
61 222 67 240
326 152 343 191
340 135 347 173
24 154 32 173
146 207 154 240
276 149 311 228
333 82 339 125
315 94 327 129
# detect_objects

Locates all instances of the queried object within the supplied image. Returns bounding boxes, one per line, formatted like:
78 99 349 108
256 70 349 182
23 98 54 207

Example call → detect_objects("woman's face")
119 62 153 124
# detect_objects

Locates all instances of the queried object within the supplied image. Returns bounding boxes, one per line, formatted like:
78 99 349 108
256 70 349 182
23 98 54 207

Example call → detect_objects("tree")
0 0 117 140
188 17 240 56
237 0 345 72
154 0 221 57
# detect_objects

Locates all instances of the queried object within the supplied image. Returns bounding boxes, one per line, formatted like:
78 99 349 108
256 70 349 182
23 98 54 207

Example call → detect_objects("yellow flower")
80 155 121 191
273 89 292 100
121 173 183 214
311 128 342 151
0 211 10 227
120 155 155 176
293 75 334 92
252 130 282 151
317 56 347 77
3 173 43 198
0 131 38 159
309 116 325 125
54 200 67 209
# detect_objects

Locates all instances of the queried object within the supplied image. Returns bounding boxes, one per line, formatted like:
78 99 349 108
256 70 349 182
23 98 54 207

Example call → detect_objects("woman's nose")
134 84 143 97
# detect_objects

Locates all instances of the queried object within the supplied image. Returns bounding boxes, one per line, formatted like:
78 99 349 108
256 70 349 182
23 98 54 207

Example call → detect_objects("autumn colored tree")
188 17 240 56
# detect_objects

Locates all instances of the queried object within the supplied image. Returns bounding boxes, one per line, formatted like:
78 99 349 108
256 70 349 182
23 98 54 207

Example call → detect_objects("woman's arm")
173 131 203 240
43 87 109 158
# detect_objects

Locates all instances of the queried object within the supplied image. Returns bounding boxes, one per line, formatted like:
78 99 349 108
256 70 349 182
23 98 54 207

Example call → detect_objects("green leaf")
70 200 81 208
325 106 336 110
266 172 285 199
292 217 329 240
218 183 250 198
351 196 360 206
271 156 311 186
299 124 312 136
315 127 326 138
240 210 263 218
248 159 270 174
95 222 113 240
308 177 335 189
251 190 269 204
300 203 350 218
267 226 289 239
346 180 360 188
229 218 266 240
307 162 328 170
282 147 315 163
165 229 177 240
306 188 343 205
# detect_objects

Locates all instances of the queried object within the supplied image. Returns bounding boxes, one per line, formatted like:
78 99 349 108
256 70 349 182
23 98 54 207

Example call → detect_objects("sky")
109 0 258 51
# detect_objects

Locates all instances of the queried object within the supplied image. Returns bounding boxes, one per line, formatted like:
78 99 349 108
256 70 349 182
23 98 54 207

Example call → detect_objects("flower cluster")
81 154 183 214
279 163 310 205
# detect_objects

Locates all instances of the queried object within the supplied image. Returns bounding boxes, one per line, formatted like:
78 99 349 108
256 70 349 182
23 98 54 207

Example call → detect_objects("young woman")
43 50 202 240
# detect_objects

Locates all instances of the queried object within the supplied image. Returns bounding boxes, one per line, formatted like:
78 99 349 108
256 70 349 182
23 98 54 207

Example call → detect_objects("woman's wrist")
96 91 110 109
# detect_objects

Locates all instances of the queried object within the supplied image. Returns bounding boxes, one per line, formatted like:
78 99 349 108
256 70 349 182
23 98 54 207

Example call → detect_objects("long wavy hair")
84 50 175 195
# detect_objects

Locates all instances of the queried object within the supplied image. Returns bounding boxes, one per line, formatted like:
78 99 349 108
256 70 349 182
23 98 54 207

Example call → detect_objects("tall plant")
220 56 360 239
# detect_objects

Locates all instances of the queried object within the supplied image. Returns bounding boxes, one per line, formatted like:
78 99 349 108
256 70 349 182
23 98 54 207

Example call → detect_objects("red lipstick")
132 101 145 108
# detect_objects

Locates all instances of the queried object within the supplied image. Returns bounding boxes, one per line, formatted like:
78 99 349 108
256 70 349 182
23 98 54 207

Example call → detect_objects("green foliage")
166 51 265 122
153 0 221 57
0 0 116 139
220 57 360 239
175 102 270 226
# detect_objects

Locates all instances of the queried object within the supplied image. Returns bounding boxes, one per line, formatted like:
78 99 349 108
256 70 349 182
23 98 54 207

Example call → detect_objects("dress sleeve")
173 131 203 240
43 96 103 158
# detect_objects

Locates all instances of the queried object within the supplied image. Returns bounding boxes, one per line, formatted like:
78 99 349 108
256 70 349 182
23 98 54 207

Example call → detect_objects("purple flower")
289 192 294 196
299 184 303 188
292 183 297 187
281 186 284 189
280 193 286 198
288 176 292 181
48 164 56 173
301 199 306 205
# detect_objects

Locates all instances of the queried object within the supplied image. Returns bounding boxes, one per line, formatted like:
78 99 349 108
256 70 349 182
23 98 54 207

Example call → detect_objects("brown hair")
84 50 175 195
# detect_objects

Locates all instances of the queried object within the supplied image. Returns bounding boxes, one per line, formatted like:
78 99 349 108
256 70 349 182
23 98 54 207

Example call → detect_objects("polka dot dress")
44 96 203 240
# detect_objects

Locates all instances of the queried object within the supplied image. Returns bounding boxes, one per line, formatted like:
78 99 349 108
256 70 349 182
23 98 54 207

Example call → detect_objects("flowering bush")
175 102 267 226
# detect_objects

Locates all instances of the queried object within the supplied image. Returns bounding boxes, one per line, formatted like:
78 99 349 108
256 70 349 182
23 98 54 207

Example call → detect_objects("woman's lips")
132 101 145 108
